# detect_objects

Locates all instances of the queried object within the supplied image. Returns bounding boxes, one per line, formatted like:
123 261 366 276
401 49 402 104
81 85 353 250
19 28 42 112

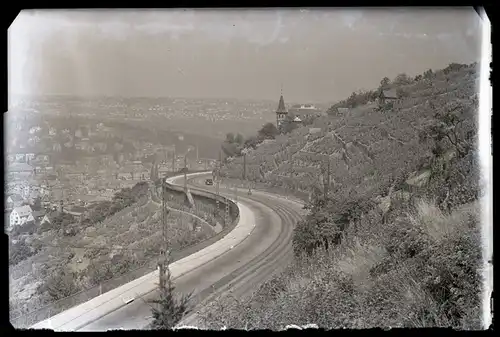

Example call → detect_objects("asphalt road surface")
75 174 304 331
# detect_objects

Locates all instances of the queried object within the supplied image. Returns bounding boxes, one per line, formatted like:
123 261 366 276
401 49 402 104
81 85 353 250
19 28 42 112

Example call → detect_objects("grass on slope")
221 64 479 198
200 63 484 329
199 199 481 330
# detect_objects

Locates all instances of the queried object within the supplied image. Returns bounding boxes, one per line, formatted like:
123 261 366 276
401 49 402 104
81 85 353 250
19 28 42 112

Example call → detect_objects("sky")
8 8 483 103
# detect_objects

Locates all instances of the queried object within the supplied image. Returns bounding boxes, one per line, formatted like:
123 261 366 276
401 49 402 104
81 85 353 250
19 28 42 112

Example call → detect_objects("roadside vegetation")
149 264 193 330
198 63 484 329
9 181 216 326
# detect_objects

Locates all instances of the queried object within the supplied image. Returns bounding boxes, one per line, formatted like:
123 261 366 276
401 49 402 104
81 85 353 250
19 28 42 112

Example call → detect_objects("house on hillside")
7 162 34 178
117 164 150 181
378 89 398 105
52 143 62 153
6 194 25 209
32 209 47 224
65 169 87 182
288 104 323 120
10 205 34 228
336 107 350 118
15 153 26 162
25 153 36 162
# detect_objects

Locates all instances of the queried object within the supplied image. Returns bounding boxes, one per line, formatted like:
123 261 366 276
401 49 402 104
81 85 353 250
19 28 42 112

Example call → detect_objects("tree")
32 197 42 211
234 133 244 145
39 268 80 301
221 141 241 158
419 101 475 158
225 133 235 144
380 77 391 89
258 123 279 140
414 74 423 82
244 136 260 149
149 265 192 329
444 63 466 75
396 88 409 99
423 69 434 80
393 73 411 86
9 238 39 265
281 115 299 134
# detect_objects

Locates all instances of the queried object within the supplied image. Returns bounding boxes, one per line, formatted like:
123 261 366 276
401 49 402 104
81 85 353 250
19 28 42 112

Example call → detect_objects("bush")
86 259 114 286
40 213 75 233
37 268 81 301
9 238 40 266
10 220 37 237
200 63 483 329
149 266 192 329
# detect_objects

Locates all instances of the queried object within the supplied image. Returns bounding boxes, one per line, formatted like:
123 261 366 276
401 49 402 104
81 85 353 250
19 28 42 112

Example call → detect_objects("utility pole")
242 153 246 181
183 155 188 193
323 157 331 201
59 188 64 214
290 152 293 179
215 152 221 218
158 179 169 290
172 145 176 173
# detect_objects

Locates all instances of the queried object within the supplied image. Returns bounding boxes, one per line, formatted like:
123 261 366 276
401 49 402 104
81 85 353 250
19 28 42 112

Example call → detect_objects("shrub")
9 238 40 266
10 220 37 237
40 212 75 233
37 267 81 301
199 63 482 329
149 266 192 329
86 259 114 286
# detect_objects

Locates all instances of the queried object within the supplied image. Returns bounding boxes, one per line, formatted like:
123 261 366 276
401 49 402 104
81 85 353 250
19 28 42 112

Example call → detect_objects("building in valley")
10 205 34 228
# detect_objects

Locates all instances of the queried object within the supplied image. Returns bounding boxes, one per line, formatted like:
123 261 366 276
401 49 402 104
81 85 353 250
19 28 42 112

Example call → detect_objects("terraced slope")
203 63 485 330
221 64 479 200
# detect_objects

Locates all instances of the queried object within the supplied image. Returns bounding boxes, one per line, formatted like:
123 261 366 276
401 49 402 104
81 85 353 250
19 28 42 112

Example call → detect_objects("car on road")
205 178 214 185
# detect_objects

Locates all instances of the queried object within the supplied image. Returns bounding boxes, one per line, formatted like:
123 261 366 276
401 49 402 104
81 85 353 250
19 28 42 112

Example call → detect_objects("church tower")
276 85 288 131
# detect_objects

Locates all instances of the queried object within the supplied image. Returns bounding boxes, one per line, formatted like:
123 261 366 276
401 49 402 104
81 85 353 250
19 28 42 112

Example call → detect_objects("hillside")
202 63 484 329
9 182 216 327
221 63 479 200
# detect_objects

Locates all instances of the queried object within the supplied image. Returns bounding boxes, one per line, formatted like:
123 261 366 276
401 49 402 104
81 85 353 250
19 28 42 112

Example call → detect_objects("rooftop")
32 210 46 218
382 89 398 99
13 205 33 217
8 193 24 201
8 162 33 172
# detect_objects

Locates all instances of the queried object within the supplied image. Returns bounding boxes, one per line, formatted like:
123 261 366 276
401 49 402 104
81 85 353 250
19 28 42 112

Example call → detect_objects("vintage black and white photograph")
6 8 492 330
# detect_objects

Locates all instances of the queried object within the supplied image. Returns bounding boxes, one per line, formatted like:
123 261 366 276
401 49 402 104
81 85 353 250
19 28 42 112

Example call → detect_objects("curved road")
37 173 304 331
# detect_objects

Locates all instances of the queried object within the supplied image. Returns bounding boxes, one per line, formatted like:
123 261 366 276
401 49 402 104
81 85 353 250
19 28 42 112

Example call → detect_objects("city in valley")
7 8 492 331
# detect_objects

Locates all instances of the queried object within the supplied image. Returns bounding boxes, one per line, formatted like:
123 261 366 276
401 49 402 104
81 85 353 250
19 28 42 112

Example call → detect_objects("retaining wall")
12 174 239 329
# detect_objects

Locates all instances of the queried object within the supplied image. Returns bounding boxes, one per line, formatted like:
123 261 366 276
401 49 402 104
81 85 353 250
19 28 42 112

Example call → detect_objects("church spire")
277 95 287 113
276 85 287 114
276 85 288 132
